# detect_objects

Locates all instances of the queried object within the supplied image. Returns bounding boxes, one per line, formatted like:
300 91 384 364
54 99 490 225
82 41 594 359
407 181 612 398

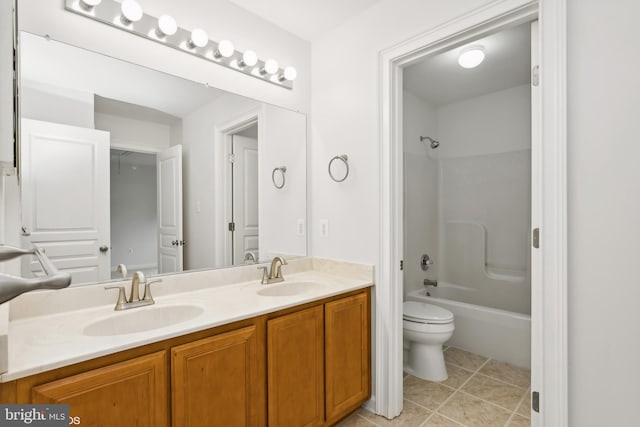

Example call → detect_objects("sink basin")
256 281 325 297
83 304 204 336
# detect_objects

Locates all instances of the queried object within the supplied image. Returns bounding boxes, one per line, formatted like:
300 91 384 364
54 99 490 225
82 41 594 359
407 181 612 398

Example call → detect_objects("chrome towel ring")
272 166 287 189
328 154 349 182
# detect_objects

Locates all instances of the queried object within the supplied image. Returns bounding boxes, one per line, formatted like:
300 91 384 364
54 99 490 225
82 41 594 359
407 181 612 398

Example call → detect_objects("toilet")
403 301 455 382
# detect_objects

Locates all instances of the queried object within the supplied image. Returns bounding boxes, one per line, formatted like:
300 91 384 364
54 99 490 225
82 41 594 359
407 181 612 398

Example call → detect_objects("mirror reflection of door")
230 124 259 265
20 118 111 284
157 145 184 274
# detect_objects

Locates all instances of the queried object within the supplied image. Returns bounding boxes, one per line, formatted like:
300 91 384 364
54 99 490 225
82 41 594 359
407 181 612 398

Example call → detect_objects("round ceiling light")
458 45 485 69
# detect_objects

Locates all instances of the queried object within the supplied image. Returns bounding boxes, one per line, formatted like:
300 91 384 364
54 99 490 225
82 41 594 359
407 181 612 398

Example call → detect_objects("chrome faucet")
105 271 162 310
257 256 288 284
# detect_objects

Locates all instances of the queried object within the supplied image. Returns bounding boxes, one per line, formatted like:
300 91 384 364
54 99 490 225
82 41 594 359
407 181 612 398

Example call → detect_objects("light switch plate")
320 219 329 238
296 219 305 236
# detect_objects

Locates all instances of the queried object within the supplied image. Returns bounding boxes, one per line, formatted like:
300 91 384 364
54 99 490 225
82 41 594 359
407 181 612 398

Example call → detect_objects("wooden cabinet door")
32 351 167 427
325 292 371 424
171 325 263 427
268 305 324 427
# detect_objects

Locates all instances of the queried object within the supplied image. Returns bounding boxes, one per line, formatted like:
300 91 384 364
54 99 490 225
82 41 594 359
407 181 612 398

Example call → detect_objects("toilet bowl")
403 301 455 382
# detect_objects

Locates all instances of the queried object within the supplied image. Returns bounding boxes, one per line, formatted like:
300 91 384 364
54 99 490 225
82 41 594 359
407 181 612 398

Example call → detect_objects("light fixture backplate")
64 0 293 89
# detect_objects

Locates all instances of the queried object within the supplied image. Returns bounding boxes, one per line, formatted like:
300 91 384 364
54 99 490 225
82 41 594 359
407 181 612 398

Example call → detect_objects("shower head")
420 136 440 149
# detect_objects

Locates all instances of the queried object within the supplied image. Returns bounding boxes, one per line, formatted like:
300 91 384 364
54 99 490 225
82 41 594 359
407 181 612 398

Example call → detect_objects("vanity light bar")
65 0 296 89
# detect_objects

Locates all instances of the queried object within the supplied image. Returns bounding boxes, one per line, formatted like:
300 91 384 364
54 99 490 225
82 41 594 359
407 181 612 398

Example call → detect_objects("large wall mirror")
10 31 306 286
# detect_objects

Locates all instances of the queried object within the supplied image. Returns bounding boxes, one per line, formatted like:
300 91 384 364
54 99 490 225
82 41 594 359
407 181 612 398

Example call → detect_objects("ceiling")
227 0 382 41
403 22 532 106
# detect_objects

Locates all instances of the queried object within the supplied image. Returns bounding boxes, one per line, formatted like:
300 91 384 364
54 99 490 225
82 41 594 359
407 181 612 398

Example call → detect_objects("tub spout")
423 278 438 287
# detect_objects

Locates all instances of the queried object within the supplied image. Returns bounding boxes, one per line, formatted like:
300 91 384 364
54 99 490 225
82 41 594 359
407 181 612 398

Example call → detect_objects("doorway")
229 123 259 265
377 1 568 426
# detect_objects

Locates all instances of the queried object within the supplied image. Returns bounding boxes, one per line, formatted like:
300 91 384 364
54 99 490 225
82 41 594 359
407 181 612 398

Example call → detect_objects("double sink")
83 281 325 337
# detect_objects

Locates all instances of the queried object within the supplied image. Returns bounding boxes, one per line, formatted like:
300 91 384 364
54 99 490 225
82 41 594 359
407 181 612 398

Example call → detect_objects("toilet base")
407 342 448 382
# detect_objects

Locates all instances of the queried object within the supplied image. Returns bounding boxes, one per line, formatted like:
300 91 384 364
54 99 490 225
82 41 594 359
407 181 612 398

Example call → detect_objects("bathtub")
406 284 531 368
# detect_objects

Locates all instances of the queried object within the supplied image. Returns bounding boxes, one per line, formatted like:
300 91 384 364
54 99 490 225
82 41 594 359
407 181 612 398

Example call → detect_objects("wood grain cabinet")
32 351 168 427
267 305 325 427
267 289 371 427
171 325 264 427
325 292 371 425
2 288 371 427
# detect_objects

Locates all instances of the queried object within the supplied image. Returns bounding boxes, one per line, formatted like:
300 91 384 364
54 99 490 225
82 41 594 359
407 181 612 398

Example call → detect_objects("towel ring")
272 166 287 189
328 154 349 182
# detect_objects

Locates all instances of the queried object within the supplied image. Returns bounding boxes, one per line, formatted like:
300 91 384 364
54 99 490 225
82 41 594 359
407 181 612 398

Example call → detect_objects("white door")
157 145 183 273
20 118 110 285
530 20 542 427
232 135 259 264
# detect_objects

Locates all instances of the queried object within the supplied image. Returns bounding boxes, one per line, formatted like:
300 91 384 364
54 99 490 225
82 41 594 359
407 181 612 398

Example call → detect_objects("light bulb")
216 40 235 58
458 45 485 69
280 66 297 81
120 0 143 25
189 28 208 49
79 0 102 11
240 50 258 67
157 14 177 37
262 58 279 75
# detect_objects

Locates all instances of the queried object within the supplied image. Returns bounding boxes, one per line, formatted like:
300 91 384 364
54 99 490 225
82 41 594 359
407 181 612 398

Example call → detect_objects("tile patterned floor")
336 347 531 427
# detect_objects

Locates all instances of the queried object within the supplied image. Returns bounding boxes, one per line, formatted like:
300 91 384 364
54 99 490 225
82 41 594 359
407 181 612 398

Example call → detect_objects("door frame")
215 109 262 267
378 0 567 425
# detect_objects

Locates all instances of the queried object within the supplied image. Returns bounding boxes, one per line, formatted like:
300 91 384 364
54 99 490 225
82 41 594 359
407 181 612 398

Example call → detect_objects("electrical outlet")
296 219 305 236
320 219 329 238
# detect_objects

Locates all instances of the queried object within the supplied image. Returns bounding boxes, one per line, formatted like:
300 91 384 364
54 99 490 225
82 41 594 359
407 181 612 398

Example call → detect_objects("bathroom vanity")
0 258 372 426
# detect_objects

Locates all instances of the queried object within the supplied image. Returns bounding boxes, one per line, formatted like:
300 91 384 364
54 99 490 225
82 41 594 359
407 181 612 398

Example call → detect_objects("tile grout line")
447 361 529 390
424 357 493 425
504 386 532 426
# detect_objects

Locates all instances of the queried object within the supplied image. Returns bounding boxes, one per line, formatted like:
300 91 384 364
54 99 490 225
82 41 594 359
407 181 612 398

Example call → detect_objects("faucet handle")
142 279 162 302
105 285 128 309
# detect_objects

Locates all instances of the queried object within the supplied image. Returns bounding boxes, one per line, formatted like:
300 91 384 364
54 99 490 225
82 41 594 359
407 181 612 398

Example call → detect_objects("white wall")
434 84 530 158
310 0 493 264
567 0 640 425
402 90 438 297
18 0 310 114
312 0 640 423
182 93 306 270
181 93 260 270
21 81 94 128
95 113 171 151
259 104 307 260
110 157 157 272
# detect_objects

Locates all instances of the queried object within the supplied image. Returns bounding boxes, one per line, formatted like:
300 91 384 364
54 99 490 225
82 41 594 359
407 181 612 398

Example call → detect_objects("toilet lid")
403 301 453 324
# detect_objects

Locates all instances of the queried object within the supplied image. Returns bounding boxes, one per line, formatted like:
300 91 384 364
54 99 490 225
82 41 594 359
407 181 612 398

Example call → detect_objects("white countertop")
1 258 373 382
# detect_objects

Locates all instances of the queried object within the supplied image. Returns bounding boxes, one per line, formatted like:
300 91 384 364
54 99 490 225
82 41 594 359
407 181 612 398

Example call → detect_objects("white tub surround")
407 288 530 369
0 257 373 382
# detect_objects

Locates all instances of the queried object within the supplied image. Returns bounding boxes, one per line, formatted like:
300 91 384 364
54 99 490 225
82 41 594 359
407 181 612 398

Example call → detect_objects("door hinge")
532 65 540 87
532 228 540 249
532 391 540 413
400 260 404 271
228 153 235 164
228 222 235 232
